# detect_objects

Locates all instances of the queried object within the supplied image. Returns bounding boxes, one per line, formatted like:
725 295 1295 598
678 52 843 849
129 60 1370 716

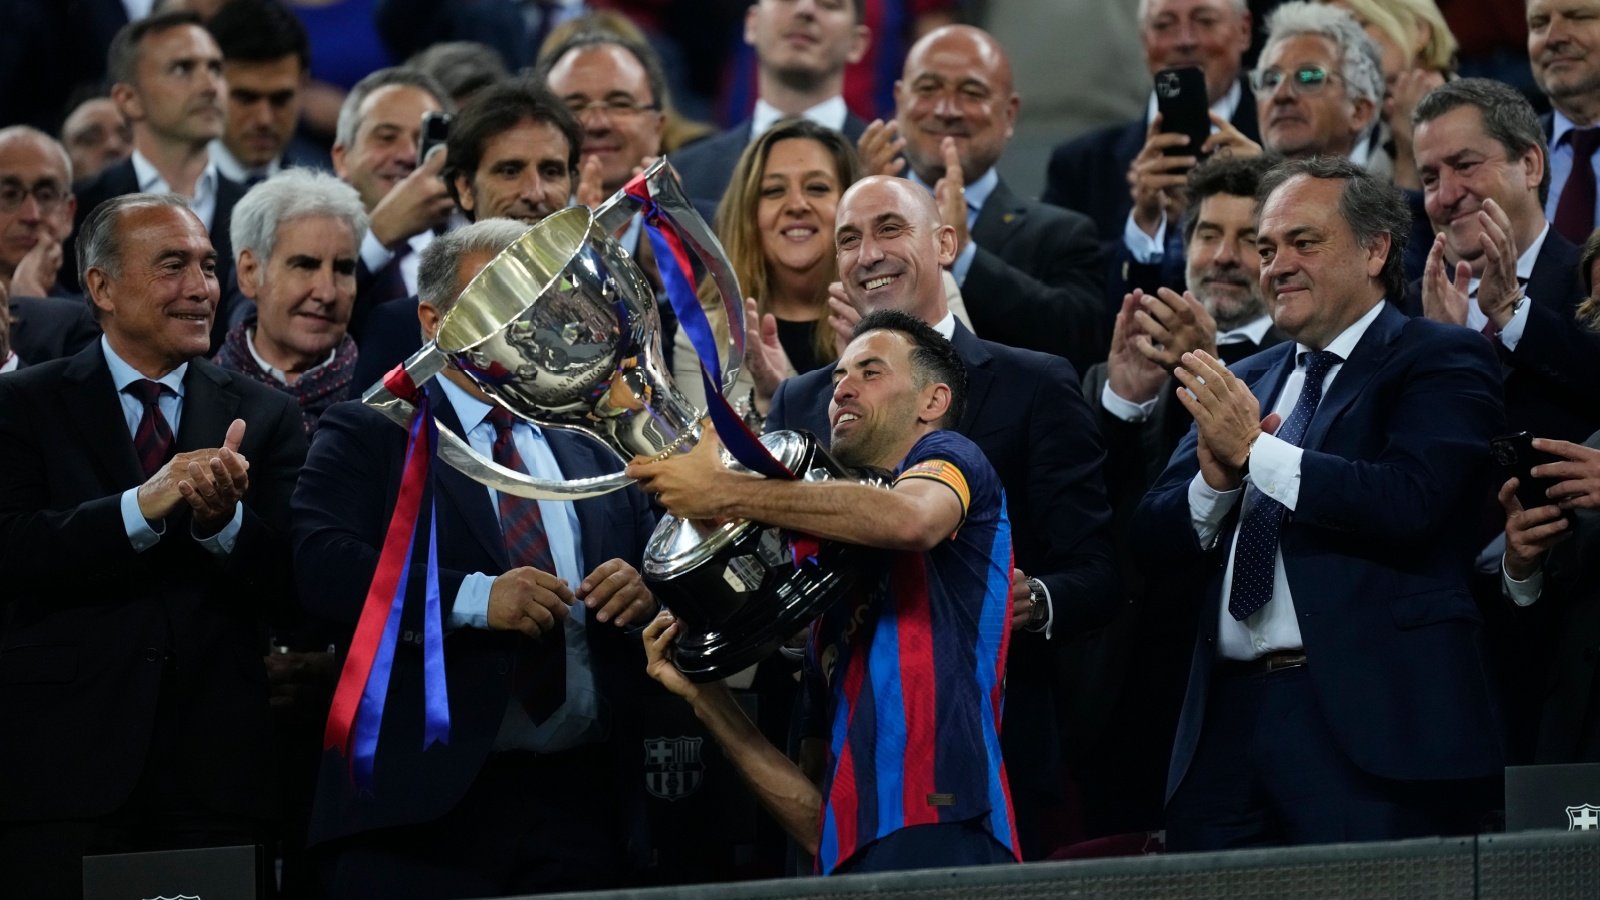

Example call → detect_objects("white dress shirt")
1187 301 1387 660
751 95 849 139
359 229 434 298
130 149 221 233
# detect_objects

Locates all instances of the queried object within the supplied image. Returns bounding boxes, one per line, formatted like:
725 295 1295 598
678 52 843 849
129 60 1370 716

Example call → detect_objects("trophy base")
652 550 861 683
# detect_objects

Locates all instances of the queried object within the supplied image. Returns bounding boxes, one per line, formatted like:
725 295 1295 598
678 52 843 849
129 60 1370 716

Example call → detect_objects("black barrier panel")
522 832 1600 900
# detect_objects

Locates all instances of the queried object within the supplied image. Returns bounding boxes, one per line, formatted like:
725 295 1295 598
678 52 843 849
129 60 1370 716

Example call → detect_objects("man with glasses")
0 126 99 369
538 31 667 203
1250 3 1383 165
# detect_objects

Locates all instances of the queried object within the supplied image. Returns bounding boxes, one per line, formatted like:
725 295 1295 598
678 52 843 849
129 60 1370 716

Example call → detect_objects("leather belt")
1216 650 1307 677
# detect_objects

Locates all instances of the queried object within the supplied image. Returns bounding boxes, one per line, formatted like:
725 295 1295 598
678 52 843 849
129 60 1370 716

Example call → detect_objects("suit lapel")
1245 344 1296 424
970 178 1023 252
428 385 511 568
60 344 147 488
1301 305 1405 451
1528 229 1581 308
951 322 995 433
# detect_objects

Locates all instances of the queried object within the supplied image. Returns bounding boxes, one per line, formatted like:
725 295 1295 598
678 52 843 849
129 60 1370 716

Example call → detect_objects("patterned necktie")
1227 350 1342 621
126 379 174 477
1554 127 1600 246
487 407 565 722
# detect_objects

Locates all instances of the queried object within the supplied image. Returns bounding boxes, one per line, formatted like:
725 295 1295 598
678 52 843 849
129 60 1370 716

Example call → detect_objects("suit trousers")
1165 664 1494 851
317 746 625 899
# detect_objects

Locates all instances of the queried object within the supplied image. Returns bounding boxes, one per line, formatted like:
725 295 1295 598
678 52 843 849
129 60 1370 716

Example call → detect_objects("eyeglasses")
1249 65 1344 96
0 180 65 214
564 97 662 120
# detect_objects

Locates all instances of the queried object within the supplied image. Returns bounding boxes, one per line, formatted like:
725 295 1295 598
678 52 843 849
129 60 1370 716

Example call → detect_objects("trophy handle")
362 344 632 501
595 158 746 396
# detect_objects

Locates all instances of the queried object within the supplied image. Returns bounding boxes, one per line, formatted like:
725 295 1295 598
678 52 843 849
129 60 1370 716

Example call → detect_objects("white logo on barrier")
643 736 703 801
1566 804 1600 831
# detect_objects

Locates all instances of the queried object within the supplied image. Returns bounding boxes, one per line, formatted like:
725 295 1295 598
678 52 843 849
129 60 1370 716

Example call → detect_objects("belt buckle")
1264 652 1306 673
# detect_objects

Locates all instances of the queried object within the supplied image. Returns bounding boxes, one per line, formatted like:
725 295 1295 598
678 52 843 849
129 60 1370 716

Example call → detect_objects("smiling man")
1251 3 1384 164
1527 0 1600 242
64 11 247 307
443 82 579 225
539 31 666 199
632 307 1018 875
215 168 368 436
1134 156 1505 850
0 192 306 897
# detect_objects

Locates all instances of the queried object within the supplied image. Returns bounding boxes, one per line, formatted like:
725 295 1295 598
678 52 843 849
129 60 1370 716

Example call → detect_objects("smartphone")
1154 66 1210 162
1491 431 1575 519
419 111 452 162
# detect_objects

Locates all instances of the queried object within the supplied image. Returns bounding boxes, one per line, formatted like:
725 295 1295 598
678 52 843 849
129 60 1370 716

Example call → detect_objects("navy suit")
0 343 306 895
292 393 657 891
1133 305 1506 847
768 320 1117 858
62 159 248 353
669 113 869 210
1403 228 1600 444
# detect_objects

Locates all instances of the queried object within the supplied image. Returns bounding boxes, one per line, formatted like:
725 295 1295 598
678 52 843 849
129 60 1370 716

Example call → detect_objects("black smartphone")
1491 431 1574 519
1154 66 1210 162
419 111 452 162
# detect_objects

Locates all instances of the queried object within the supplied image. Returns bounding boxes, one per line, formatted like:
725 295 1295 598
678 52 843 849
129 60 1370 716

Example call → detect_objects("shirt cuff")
1122 209 1169 263
1502 556 1545 607
950 239 978 285
1188 472 1242 549
1101 381 1158 422
1247 433 1304 511
360 229 395 274
1497 295 1532 350
120 487 164 552
447 572 495 631
193 503 244 557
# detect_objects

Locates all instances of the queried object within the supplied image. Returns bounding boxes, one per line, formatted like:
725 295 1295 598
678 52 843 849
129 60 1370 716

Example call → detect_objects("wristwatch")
1025 577 1048 632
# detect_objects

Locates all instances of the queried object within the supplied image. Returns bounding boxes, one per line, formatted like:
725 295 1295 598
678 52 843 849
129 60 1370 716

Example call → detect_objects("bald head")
0 127 73 181
894 25 1019 183
833 176 955 323
0 127 76 286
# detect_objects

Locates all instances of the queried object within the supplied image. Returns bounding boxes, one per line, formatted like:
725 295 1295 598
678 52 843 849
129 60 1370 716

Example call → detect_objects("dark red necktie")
127 379 174 477
487 408 566 722
1553 127 1600 245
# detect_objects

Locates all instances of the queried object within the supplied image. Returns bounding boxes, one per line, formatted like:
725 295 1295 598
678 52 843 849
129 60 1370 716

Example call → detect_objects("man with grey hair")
1527 0 1600 244
1135 156 1505 849
0 192 306 897
215 168 369 436
294 218 661 897
331 67 456 331
1251 2 1384 165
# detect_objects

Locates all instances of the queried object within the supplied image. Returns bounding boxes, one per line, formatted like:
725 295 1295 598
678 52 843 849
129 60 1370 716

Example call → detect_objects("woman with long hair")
674 118 863 416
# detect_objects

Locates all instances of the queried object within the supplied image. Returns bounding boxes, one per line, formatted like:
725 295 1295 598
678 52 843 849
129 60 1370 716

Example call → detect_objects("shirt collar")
751 95 849 138
1145 78 1242 129
207 139 279 183
244 326 339 385
130 148 220 201
932 311 956 339
437 374 551 442
1296 299 1385 362
907 165 1000 216
1217 313 1274 347
1553 108 1582 148
102 334 187 396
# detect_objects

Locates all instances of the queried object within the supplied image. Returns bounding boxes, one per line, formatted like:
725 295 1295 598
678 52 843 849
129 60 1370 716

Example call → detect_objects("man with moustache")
351 83 582 390
0 193 306 897
766 175 1117 860
64 11 247 312
1133 157 1504 849
1526 0 1600 244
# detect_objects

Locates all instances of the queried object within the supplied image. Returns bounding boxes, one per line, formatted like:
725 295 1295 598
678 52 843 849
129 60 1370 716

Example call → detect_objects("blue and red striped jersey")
803 429 1018 874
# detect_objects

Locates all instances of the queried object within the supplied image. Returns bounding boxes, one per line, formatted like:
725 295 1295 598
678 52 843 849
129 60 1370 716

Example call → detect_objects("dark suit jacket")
1402 228 1600 443
965 178 1107 370
6 293 100 367
294 393 658 849
1042 81 1260 245
1530 430 1600 763
767 320 1117 821
1132 304 1507 797
0 344 307 822
669 113 870 210
63 158 248 352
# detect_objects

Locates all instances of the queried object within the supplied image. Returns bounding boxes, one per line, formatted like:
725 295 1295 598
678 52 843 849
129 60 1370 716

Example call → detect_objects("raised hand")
367 146 455 247
1128 115 1197 238
932 137 969 254
1106 290 1169 405
1420 233 1470 326
577 558 656 626
856 118 907 177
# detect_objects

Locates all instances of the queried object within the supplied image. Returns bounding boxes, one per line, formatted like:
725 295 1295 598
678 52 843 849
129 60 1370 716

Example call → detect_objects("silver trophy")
361 158 744 499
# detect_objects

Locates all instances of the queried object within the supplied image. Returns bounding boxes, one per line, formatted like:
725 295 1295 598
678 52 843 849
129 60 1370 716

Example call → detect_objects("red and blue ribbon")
325 367 450 786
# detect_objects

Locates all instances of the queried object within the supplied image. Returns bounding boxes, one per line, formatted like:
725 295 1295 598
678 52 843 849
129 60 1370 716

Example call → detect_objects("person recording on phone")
1499 429 1600 763
629 307 1019 876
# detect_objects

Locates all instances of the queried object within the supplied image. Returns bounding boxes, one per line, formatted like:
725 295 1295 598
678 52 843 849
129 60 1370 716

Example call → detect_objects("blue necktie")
1227 350 1341 621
